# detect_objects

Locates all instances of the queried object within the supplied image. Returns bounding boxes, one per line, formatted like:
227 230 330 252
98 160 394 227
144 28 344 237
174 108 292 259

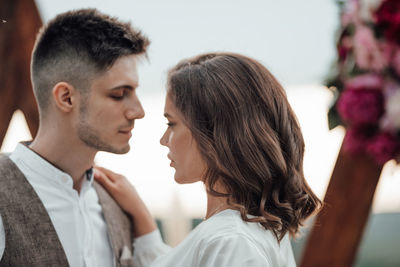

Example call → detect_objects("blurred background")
1 0 399 265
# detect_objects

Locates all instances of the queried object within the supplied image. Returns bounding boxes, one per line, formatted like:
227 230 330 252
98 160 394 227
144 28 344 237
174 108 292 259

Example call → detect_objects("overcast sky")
35 0 340 91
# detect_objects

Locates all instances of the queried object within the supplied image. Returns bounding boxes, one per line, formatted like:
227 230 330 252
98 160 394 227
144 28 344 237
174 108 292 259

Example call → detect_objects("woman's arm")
93 166 157 237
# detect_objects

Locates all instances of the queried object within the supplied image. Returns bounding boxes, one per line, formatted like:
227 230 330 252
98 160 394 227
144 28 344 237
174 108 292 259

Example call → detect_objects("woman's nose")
160 130 168 146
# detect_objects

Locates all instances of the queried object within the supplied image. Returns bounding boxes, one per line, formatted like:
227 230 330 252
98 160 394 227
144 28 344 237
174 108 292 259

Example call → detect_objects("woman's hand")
94 166 157 237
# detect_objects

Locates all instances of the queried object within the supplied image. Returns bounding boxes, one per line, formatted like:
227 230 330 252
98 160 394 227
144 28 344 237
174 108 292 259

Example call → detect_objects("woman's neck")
205 183 231 219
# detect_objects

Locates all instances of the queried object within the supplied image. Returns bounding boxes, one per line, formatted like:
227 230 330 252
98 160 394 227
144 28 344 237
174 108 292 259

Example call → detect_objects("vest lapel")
93 181 134 267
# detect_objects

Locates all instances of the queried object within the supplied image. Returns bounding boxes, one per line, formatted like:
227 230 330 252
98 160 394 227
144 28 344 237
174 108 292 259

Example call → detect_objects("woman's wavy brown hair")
167 52 322 241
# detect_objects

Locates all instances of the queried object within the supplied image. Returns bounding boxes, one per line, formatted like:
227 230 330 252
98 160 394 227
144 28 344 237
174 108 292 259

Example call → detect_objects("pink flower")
366 132 400 165
337 88 384 125
354 24 386 70
345 73 383 91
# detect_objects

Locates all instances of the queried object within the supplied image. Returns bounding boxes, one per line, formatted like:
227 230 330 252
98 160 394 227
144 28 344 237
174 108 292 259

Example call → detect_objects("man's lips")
119 130 132 133
119 122 134 132
118 128 133 136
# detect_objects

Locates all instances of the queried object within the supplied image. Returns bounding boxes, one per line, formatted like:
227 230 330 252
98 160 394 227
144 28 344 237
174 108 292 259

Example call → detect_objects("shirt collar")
12 142 94 190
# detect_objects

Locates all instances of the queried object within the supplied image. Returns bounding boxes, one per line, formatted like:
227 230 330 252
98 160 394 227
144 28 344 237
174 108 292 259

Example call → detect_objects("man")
0 8 156 267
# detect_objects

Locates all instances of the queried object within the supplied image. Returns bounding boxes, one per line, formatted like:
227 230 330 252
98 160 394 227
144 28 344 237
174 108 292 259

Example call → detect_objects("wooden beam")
300 140 383 267
0 0 18 143
0 0 41 147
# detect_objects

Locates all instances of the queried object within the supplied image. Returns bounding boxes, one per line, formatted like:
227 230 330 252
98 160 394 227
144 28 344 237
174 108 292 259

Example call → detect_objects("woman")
95 52 321 266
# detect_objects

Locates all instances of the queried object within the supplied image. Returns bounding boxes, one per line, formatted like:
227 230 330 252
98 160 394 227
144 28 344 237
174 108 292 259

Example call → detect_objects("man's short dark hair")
31 8 150 113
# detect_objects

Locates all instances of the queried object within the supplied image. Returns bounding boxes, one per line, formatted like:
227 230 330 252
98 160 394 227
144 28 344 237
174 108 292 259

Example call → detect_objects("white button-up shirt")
0 143 115 267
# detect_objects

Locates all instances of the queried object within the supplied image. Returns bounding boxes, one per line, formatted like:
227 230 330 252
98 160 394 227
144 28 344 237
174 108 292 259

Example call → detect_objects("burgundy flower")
375 0 400 45
330 0 400 166
343 127 370 154
337 88 384 125
366 132 400 165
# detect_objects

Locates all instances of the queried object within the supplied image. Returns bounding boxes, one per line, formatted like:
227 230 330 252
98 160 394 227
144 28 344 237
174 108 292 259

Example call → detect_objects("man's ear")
52 82 76 113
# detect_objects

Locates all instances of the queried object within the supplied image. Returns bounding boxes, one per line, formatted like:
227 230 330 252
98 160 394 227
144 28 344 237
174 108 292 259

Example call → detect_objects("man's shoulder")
0 153 16 170
0 153 28 188
0 153 12 163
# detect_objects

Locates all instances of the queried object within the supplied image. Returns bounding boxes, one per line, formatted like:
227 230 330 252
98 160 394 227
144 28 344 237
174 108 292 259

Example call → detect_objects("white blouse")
133 209 297 267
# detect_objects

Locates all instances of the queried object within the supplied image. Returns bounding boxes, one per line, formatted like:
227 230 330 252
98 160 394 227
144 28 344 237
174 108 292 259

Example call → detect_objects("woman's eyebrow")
164 112 173 118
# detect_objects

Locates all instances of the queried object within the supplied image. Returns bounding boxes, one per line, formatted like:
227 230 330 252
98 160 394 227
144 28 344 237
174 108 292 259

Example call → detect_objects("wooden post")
0 0 42 147
300 141 383 267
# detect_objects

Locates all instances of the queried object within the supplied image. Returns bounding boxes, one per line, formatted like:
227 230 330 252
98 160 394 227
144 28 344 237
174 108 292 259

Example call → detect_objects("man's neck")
29 132 96 193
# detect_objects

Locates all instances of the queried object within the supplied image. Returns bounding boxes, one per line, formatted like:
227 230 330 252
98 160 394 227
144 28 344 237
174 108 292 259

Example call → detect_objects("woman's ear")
52 82 76 113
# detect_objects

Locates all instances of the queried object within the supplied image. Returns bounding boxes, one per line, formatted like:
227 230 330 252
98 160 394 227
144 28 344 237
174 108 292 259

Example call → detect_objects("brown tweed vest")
0 154 134 267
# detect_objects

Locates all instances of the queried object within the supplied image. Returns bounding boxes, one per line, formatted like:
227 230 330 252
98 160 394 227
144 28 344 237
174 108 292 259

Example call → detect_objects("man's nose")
126 97 145 120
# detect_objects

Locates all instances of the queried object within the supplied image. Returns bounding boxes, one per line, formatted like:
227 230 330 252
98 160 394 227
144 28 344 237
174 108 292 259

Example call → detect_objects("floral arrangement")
327 0 400 165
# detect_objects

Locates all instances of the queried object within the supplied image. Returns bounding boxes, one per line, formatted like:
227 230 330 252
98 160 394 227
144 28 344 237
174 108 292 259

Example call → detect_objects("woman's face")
160 95 207 184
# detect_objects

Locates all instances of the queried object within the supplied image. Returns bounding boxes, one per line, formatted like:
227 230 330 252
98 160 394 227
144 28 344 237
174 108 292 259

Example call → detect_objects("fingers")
93 168 115 190
94 166 120 182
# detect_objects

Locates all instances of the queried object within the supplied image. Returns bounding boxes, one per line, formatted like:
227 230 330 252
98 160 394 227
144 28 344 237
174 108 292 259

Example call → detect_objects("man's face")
77 55 145 154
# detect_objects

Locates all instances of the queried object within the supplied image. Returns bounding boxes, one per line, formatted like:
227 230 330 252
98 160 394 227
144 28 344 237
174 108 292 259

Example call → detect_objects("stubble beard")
77 104 130 154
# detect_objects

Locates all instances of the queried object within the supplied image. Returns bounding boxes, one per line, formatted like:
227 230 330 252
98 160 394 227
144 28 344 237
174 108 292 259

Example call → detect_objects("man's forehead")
91 55 139 89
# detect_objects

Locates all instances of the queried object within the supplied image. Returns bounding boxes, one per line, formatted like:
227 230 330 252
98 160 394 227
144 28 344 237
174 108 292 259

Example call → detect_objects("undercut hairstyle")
31 8 149 114
167 52 322 241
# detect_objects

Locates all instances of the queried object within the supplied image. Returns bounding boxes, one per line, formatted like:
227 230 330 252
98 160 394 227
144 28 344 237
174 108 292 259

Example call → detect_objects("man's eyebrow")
108 84 138 91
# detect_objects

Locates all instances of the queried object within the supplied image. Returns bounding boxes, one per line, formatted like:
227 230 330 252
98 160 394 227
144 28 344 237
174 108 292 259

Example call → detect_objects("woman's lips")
167 155 175 166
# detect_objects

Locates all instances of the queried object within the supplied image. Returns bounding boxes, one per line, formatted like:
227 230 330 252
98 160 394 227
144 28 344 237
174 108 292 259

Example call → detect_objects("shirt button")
61 175 69 183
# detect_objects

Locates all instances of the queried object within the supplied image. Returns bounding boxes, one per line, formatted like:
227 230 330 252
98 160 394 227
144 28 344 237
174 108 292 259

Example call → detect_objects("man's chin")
108 144 131 154
78 131 131 154
97 143 131 154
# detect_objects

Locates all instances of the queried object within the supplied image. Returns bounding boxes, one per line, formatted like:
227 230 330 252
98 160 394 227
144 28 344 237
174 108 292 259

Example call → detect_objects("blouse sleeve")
132 229 172 267
197 234 272 267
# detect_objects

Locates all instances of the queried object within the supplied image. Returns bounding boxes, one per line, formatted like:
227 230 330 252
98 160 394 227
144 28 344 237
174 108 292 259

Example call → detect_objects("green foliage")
328 105 343 130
